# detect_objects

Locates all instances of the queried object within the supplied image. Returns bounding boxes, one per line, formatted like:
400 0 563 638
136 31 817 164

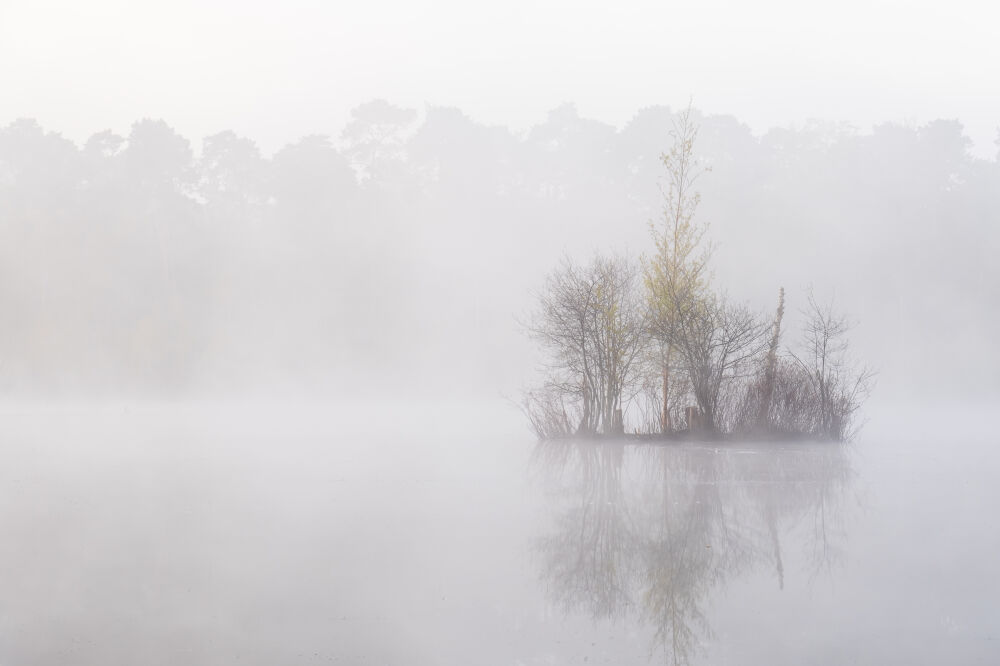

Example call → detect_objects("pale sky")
2 0 997 156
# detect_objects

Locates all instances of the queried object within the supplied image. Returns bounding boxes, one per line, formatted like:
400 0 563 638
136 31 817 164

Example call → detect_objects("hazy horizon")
3 102 998 161
4 0 999 159
3 4 1000 662
2 100 997 407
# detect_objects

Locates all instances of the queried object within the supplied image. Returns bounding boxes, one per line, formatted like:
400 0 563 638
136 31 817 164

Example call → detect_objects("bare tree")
662 296 768 432
789 292 875 440
527 254 648 435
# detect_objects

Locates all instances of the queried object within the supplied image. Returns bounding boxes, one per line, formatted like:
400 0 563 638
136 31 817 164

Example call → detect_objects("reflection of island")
532 441 854 665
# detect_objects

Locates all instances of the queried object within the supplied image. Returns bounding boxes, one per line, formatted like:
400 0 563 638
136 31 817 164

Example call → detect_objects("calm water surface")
0 401 996 664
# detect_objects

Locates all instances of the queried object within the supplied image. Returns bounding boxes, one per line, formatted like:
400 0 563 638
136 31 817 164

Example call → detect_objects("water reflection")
532 440 854 665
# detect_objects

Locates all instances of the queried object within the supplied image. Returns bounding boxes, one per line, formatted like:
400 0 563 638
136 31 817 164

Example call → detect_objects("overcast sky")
2 0 997 156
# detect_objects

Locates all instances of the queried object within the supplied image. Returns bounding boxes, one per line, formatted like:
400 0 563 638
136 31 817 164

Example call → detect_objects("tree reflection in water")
531 440 854 665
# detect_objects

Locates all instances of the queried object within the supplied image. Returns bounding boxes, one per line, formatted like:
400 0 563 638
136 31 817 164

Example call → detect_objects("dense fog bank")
1 103 996 402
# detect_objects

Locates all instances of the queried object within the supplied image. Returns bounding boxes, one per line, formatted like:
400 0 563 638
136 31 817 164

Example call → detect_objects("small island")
523 106 874 443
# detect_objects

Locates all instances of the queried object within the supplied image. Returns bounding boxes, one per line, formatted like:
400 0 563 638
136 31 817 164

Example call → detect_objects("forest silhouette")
0 103 994 398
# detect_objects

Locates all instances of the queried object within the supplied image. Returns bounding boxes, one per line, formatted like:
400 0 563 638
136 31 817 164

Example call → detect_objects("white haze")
3 0 999 158
2 3 1000 664
3 1 997 405
0 104 995 404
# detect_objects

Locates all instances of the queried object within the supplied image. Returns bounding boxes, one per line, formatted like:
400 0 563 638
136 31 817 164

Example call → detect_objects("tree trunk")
612 408 624 435
685 406 701 433
661 360 672 434
758 288 785 430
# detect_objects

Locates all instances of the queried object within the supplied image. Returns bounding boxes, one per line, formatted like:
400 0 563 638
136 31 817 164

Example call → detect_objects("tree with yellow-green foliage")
644 103 713 433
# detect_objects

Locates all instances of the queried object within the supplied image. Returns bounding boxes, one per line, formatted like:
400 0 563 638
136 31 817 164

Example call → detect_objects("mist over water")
1 401 997 664
4 1 1000 661
2 100 998 660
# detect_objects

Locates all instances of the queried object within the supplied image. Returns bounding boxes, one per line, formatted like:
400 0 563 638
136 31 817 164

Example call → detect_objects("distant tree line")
524 107 875 441
0 101 995 396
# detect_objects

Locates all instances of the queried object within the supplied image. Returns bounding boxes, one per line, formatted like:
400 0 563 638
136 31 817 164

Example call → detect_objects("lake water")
0 400 997 665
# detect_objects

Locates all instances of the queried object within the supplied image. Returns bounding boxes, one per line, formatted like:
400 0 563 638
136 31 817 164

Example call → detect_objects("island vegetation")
523 106 874 442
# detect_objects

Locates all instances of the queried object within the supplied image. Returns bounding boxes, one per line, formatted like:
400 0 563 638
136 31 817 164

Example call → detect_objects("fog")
2 402 998 664
2 2 999 663
1 106 996 402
